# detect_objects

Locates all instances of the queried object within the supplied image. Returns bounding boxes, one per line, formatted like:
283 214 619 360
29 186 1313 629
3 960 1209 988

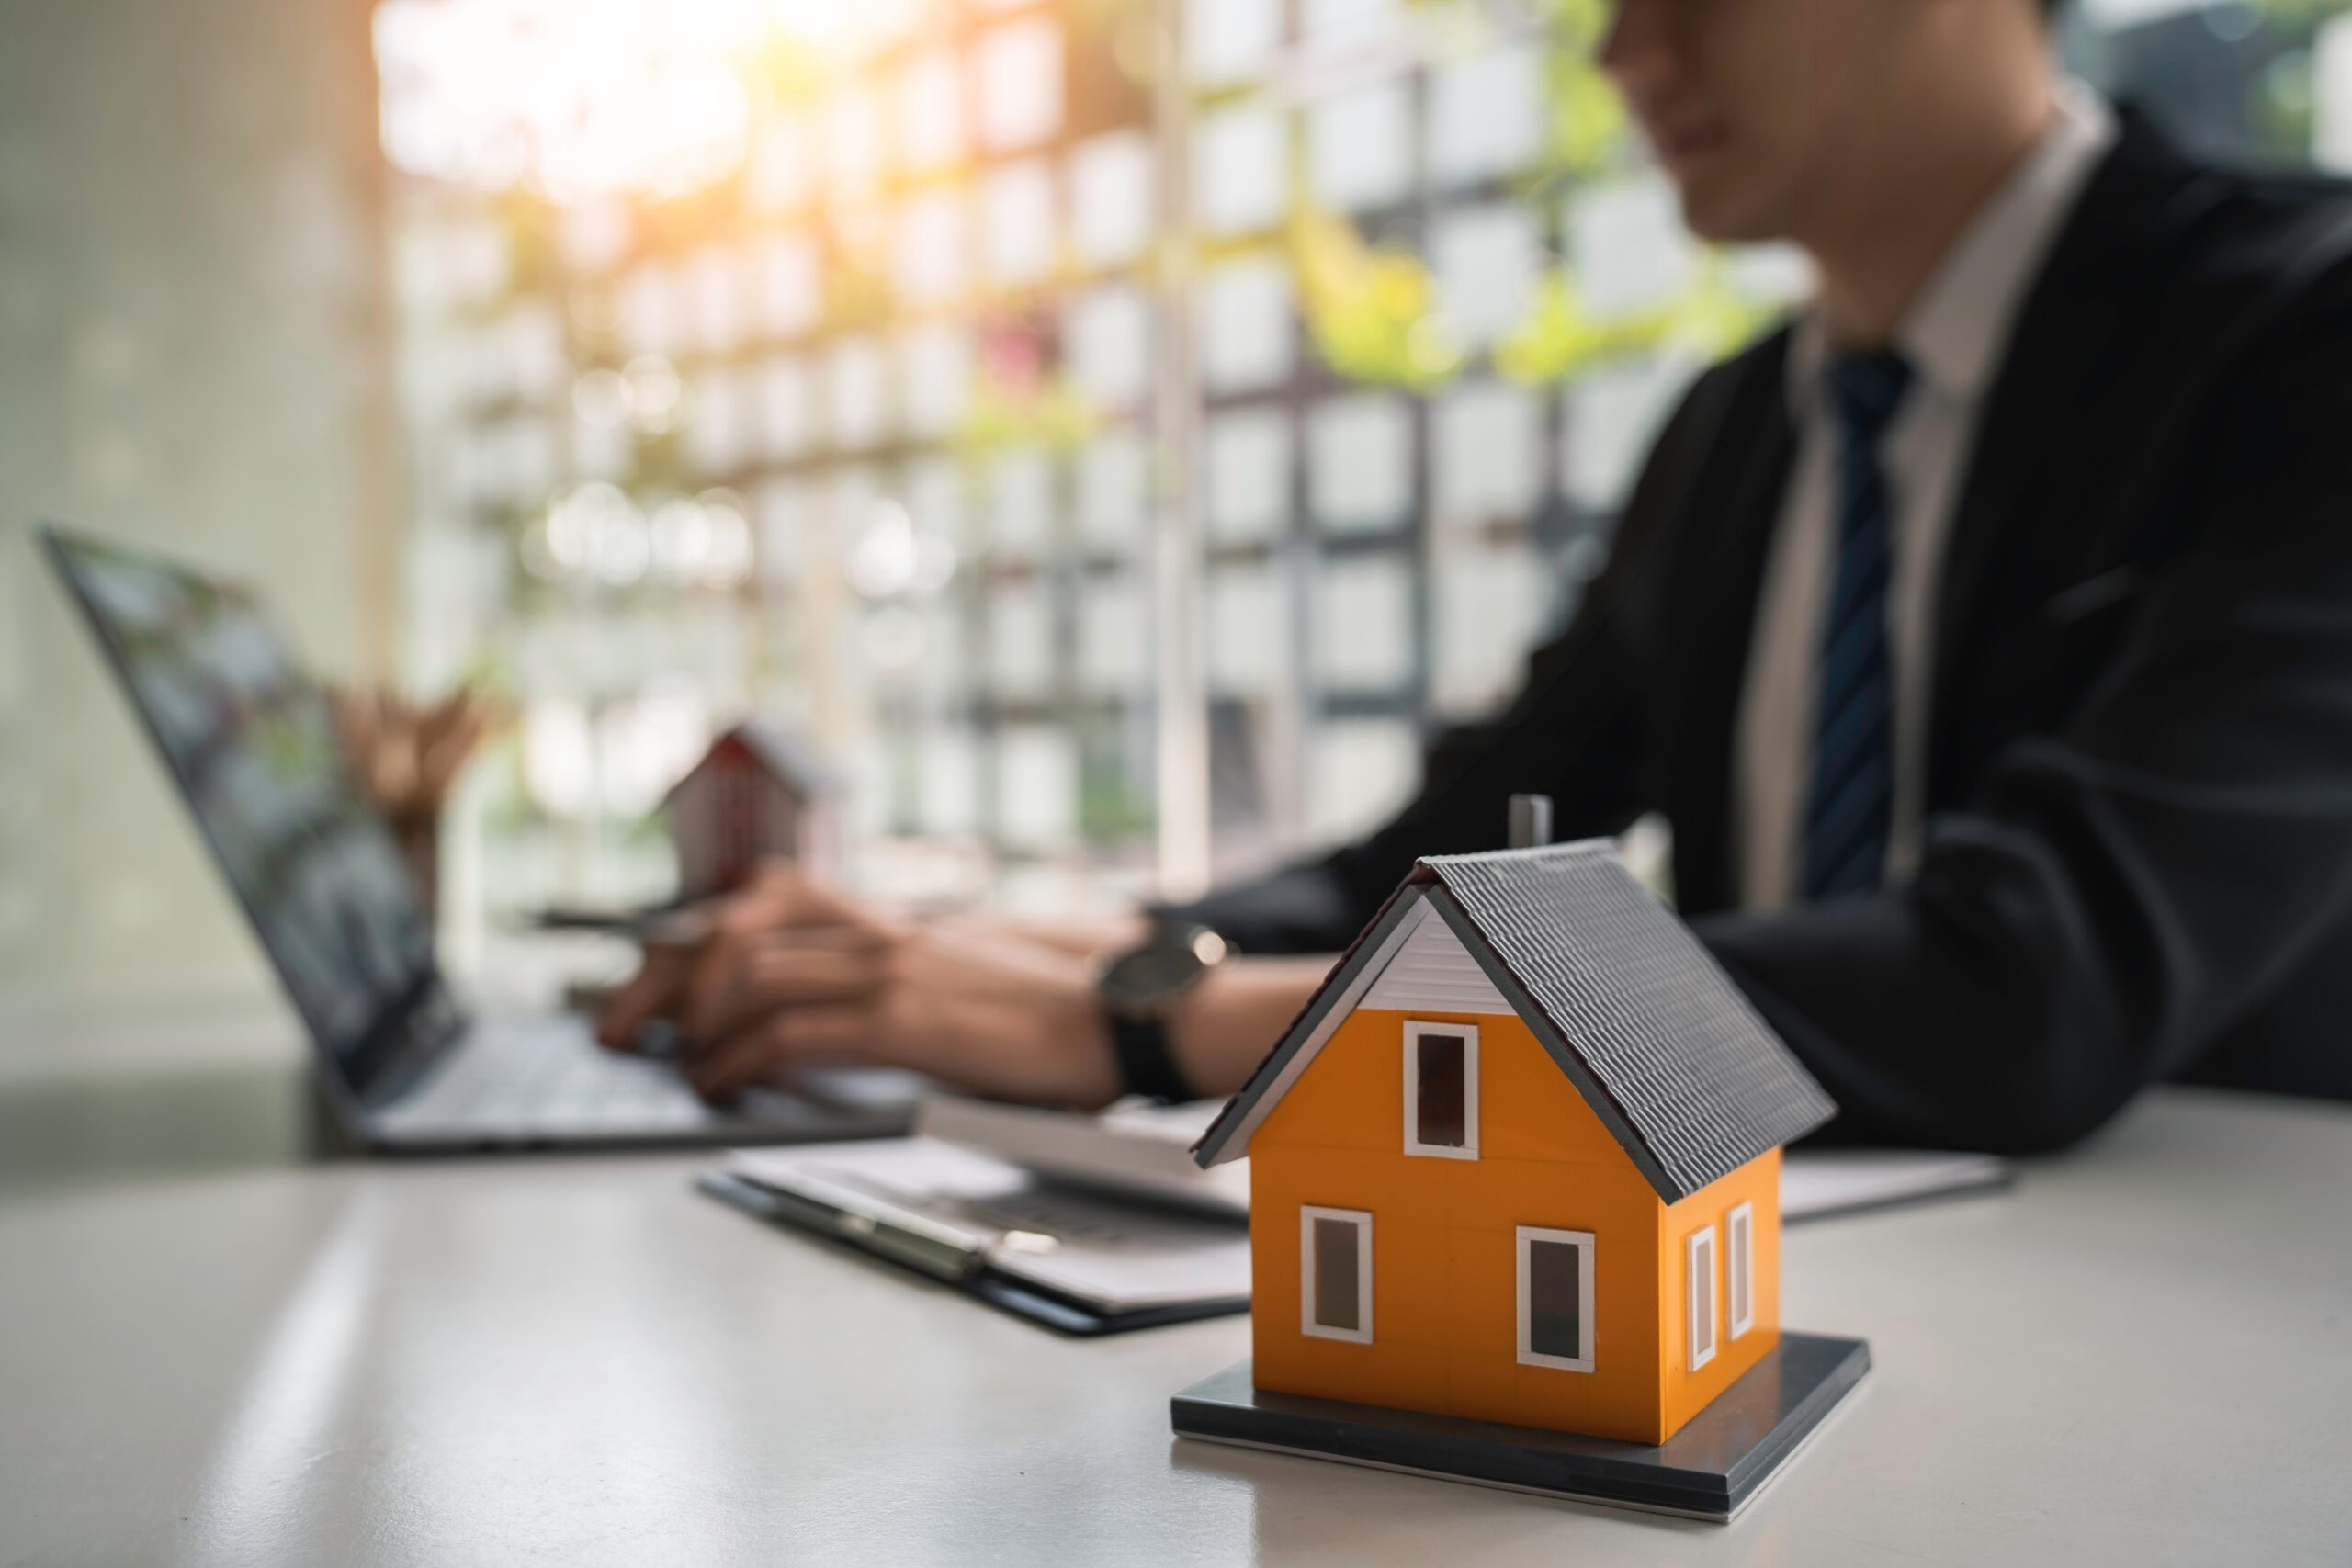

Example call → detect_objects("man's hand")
594 864 1125 1109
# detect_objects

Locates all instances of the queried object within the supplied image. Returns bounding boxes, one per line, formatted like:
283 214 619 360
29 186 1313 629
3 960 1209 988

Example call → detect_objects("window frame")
1400 1019 1481 1160
1299 1205 1375 1344
1726 1201 1756 1340
1515 1224 1597 1372
1687 1224 1718 1371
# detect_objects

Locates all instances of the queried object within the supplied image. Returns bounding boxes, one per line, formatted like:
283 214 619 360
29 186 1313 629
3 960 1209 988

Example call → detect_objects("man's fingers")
680 916 854 1034
686 1003 882 1099
741 862 863 928
686 940 891 1043
764 1001 889 1059
598 884 770 1049
595 946 692 1050
684 1032 785 1100
681 921 768 1037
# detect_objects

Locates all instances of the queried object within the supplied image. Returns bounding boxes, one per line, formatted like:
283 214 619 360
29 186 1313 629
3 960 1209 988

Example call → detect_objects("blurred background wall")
0 0 399 1021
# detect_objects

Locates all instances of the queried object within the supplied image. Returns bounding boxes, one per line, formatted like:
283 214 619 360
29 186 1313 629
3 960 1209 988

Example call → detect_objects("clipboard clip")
698 1168 987 1283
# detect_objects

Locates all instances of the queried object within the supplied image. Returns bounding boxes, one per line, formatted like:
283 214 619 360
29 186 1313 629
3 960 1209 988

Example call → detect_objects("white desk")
2 1055 2347 1565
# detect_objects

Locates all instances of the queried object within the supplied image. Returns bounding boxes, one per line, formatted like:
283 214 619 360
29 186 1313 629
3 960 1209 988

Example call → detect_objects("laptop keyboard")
382 1017 718 1138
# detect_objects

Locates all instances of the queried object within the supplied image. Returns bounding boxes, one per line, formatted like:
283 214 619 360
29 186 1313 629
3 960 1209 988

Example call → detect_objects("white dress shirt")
1735 85 2119 912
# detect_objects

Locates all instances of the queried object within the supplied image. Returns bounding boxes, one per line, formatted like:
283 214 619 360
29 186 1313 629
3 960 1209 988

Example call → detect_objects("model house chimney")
1508 794 1553 851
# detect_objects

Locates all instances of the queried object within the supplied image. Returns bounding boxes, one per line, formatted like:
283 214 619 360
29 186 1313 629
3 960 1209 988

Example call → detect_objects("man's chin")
1667 176 1781 247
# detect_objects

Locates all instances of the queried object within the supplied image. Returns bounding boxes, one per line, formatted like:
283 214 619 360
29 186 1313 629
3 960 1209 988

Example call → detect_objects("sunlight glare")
374 0 912 204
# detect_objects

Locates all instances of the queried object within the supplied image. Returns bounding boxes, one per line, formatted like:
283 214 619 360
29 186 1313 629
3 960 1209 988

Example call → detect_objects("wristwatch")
1097 920 1231 1103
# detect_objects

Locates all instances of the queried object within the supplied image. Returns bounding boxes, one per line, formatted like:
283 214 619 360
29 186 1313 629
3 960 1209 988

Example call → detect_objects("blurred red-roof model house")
663 720 841 900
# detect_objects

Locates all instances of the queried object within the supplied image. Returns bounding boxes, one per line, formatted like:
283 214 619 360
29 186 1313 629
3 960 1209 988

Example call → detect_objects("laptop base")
363 1018 922 1153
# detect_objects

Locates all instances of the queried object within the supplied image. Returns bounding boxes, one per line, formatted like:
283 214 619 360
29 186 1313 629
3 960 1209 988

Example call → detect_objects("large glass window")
367 0 2352 956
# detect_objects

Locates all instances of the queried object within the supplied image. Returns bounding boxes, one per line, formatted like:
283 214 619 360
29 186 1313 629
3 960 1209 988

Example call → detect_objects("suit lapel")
1927 112 2207 795
1668 335 1798 915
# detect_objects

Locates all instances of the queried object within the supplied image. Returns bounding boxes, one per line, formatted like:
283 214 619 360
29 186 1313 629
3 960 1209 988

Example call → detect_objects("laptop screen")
41 527 439 1089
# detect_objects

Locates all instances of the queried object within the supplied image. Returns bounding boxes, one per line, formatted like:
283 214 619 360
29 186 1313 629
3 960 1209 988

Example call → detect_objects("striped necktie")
1801 349 1915 901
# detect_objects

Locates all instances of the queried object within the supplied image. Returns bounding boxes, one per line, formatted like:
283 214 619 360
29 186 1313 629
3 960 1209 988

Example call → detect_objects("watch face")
1101 927 1227 1014
1102 945 1205 1011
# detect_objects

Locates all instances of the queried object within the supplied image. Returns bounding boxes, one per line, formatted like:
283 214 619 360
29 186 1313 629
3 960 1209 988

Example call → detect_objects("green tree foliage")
1495 259 1765 384
1293 207 1467 391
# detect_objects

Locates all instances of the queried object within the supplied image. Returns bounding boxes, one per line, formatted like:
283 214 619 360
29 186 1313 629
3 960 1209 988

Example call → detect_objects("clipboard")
695 1139 1251 1337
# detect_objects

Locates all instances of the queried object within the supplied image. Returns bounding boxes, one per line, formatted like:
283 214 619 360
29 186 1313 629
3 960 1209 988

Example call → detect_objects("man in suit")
602 0 2352 1150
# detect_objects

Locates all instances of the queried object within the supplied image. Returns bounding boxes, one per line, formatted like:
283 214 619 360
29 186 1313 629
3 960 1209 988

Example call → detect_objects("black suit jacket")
1173 114 2352 1152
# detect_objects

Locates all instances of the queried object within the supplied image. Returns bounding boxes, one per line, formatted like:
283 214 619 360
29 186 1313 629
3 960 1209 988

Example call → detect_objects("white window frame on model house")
1401 1020 1480 1159
1687 1224 1719 1371
1515 1225 1597 1372
1726 1201 1756 1340
1300 1205 1374 1344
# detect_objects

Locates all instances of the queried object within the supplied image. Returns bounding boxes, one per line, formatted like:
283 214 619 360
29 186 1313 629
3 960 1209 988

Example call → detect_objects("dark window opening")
1528 1238 1584 1361
1313 1216 1361 1332
1415 1031 1467 1148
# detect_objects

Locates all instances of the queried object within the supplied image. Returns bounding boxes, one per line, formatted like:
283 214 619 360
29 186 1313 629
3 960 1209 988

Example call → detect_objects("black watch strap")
1110 1013 1197 1104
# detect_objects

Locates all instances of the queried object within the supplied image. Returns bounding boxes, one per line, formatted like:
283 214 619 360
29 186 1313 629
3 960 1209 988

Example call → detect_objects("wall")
0 0 397 1037
1656 1148 1783 1438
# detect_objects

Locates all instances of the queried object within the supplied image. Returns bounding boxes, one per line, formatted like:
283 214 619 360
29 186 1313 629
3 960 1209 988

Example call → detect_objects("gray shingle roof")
1193 841 1836 1201
1420 844 1835 1198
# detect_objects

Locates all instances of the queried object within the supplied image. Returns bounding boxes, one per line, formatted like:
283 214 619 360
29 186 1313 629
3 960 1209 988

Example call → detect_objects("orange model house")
1191 840 1837 1447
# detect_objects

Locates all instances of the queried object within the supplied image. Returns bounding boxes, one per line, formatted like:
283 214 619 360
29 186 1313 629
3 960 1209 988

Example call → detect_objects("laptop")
40 522 922 1152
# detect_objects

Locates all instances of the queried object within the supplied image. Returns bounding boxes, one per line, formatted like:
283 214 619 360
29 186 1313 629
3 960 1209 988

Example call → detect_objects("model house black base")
1170 1332 1870 1522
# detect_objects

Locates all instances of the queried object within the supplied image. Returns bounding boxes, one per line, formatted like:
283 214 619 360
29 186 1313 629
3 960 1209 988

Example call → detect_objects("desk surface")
2 1057 2348 1566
